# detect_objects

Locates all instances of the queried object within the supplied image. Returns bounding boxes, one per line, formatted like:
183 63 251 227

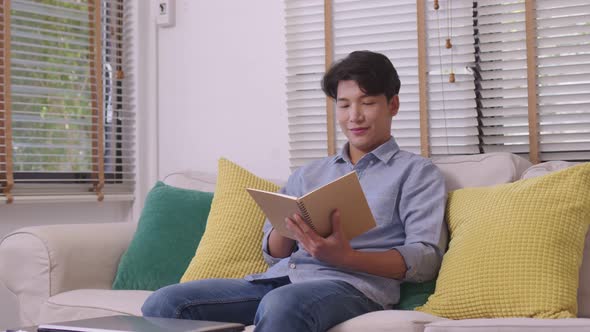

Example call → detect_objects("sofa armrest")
0 222 135 325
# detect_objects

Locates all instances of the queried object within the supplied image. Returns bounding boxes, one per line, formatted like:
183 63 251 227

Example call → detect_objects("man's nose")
349 105 362 122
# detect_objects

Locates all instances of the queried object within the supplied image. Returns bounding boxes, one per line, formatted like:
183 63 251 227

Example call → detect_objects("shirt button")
289 263 296 269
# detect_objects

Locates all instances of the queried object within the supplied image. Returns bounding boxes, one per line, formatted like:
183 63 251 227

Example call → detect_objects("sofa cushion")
518 161 590 318
328 310 446 332
580 231 590 318
394 281 436 310
432 152 531 191
112 182 214 291
424 318 590 332
39 289 152 324
417 163 590 319
181 158 280 281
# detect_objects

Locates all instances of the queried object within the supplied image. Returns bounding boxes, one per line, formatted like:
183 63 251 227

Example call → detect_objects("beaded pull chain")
434 0 454 82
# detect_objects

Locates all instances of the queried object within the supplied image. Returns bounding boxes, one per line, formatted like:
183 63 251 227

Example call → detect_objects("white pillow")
520 160 580 180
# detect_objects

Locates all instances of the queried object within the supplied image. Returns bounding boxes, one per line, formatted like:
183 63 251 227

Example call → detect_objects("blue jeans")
141 277 382 332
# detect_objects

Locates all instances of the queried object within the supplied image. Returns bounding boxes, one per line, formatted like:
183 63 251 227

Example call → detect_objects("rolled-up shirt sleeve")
394 161 447 283
261 170 303 266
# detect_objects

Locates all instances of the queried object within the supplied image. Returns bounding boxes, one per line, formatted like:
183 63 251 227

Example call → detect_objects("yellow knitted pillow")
181 158 280 281
417 162 590 319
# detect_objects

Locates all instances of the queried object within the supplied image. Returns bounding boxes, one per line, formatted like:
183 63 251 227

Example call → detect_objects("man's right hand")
286 210 354 267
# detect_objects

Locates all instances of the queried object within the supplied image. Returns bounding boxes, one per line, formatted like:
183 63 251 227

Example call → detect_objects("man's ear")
389 95 400 117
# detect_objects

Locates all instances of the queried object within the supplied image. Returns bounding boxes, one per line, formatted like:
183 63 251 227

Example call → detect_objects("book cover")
246 171 376 240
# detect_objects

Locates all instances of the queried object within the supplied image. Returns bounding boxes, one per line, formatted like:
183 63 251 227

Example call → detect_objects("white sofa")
2 152 590 332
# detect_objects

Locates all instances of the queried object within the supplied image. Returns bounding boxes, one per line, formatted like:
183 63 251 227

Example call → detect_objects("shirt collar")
332 136 400 164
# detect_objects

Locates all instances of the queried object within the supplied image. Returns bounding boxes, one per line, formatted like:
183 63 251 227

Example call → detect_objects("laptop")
36 315 245 332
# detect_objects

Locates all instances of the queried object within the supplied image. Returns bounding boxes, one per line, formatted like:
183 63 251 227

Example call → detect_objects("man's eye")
362 102 375 105
338 104 350 108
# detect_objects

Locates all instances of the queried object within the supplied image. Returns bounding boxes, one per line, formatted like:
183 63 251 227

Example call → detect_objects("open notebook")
247 171 376 240
37 315 244 332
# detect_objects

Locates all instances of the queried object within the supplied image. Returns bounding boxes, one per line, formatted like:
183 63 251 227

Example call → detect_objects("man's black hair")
321 50 401 101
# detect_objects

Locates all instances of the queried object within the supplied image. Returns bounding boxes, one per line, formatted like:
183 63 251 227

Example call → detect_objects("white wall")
154 0 290 180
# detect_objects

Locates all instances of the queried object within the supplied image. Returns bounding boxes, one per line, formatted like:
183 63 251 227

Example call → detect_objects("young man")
142 51 447 332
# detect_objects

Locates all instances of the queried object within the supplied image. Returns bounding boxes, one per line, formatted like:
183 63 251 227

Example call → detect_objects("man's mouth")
350 127 368 134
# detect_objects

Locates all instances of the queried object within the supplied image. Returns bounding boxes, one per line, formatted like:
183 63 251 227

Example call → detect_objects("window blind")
426 0 479 156
285 0 327 169
476 0 590 161
286 0 479 168
0 0 135 203
332 0 422 155
535 0 590 161
285 0 589 167
476 0 530 157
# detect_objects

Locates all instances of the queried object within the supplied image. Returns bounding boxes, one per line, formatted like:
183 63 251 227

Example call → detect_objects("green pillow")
394 280 436 310
112 181 214 290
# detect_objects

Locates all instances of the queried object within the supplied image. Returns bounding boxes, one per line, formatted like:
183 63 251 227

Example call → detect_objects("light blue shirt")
245 137 447 308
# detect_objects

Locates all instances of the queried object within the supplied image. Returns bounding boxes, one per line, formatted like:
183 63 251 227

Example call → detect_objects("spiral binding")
296 201 317 232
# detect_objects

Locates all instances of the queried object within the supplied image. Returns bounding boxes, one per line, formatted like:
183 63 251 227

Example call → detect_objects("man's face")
336 80 399 163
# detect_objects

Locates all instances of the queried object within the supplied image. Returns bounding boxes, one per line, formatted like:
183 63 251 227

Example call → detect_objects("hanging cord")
3 0 14 203
447 0 455 82
435 0 450 154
